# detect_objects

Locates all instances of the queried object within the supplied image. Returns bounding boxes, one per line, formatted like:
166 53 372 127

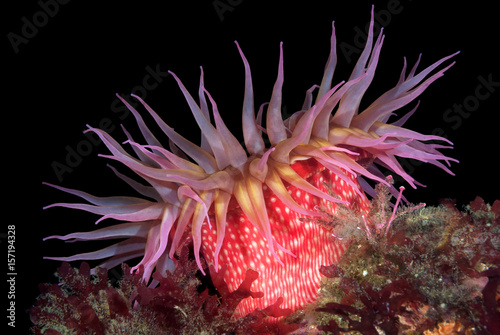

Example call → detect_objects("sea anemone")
42 6 458 319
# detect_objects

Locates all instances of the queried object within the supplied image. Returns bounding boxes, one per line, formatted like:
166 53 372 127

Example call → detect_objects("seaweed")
317 264 432 334
30 246 299 334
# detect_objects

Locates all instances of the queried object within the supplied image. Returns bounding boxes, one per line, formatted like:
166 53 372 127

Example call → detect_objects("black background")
4 0 500 333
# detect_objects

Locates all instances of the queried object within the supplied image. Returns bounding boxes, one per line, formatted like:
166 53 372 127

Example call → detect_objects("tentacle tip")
130 93 144 101
332 233 343 240
82 128 91 135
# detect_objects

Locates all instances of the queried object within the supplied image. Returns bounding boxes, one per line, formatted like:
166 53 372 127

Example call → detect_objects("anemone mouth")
42 5 458 289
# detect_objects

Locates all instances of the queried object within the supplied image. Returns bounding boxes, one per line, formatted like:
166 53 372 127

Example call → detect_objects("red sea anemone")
42 6 458 320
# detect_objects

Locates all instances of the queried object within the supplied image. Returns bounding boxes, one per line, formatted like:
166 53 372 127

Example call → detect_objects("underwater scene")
7 1 499 334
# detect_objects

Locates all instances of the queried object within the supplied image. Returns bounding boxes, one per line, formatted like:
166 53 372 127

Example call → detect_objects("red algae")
30 246 301 334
